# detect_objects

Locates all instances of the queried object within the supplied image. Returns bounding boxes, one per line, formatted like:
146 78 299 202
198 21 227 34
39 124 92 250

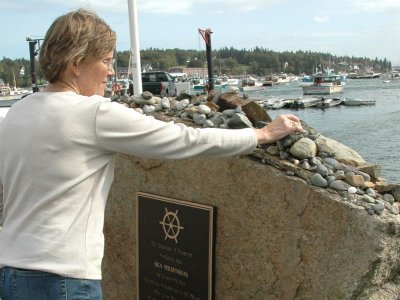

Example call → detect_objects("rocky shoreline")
113 88 400 218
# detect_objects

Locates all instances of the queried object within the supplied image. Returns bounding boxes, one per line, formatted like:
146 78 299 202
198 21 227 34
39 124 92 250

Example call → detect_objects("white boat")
0 77 32 101
0 86 32 101
342 98 376 106
348 72 381 79
263 98 286 110
239 76 265 92
283 97 323 109
316 97 342 108
302 73 345 95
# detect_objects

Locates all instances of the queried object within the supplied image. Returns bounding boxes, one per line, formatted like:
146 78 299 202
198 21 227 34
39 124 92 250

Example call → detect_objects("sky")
1 0 400 65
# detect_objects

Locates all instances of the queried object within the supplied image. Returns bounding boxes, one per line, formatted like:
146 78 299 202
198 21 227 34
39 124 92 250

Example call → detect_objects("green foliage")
0 49 392 84
0 57 32 87
115 48 391 76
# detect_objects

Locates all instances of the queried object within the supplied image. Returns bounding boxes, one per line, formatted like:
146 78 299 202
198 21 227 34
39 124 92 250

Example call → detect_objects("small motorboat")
342 98 376 106
316 97 342 108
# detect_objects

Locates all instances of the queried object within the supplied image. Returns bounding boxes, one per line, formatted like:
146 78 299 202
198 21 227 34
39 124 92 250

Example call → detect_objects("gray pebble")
311 173 328 188
383 193 395 204
329 180 351 191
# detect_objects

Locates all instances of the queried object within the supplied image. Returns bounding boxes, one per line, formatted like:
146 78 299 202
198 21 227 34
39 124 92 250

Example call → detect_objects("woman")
0 9 303 299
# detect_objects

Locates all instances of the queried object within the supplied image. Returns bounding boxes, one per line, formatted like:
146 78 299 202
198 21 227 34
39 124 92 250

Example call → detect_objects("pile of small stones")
114 90 400 217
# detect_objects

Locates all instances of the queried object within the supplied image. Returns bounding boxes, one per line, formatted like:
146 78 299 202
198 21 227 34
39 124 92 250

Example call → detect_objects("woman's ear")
70 59 81 78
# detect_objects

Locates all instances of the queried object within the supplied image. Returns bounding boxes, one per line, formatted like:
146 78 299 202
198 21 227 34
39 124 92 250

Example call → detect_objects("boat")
0 78 32 101
283 97 323 109
316 97 342 108
348 72 381 79
263 97 286 110
302 73 345 95
239 76 266 92
342 98 376 106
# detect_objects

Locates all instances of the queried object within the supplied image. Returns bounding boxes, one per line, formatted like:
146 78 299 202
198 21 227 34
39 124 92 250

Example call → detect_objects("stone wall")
102 153 400 299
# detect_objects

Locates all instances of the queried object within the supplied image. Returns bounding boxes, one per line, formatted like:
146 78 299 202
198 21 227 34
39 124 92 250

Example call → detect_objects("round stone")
348 186 357 194
310 173 328 188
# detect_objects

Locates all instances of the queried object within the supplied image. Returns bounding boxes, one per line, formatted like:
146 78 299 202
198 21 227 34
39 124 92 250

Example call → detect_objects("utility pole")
26 37 43 93
198 28 214 92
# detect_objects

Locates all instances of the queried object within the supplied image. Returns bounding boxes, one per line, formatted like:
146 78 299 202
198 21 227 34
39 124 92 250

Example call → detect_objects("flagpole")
127 0 142 95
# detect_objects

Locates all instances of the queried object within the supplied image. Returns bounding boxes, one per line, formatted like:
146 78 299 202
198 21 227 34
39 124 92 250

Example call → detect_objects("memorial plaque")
137 192 215 300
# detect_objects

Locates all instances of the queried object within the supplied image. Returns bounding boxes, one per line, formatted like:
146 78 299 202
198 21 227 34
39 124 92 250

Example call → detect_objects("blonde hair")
39 9 116 83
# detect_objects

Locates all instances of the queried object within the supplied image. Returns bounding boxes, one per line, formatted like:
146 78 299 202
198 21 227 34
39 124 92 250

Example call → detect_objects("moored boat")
284 97 323 109
316 97 342 108
302 73 345 95
239 76 265 92
342 98 376 106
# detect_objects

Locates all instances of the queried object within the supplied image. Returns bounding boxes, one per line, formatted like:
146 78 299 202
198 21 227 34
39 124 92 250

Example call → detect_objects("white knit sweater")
0 92 257 279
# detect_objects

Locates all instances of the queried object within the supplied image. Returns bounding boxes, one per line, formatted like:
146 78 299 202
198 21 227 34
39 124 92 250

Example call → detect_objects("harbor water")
1 79 399 183
248 78 400 183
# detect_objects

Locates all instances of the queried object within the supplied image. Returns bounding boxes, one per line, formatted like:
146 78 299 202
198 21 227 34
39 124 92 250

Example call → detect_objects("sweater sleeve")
94 101 257 160
0 117 3 226
0 176 3 226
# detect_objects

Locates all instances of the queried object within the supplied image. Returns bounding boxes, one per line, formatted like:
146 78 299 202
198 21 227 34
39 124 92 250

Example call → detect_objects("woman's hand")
255 114 304 145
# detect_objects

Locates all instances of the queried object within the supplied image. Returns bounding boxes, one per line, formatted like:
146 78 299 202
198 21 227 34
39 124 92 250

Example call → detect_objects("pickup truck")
106 72 177 97
141 71 176 96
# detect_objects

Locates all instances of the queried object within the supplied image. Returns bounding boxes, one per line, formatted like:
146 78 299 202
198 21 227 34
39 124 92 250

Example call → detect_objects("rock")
175 92 192 101
373 202 385 215
141 91 153 100
280 134 302 149
322 157 340 168
133 96 157 105
227 113 253 129
279 151 289 160
208 114 225 128
361 194 376 203
363 181 375 189
216 92 250 111
154 103 163 111
375 183 399 195
266 146 279 156
348 186 357 194
197 104 212 115
366 188 376 198
193 113 207 125
205 101 220 112
326 176 336 185
309 157 321 166
344 174 365 188
383 193 395 204
241 101 273 124
390 203 400 215
335 170 345 179
390 185 400 201
316 164 330 177
222 109 236 118
176 99 190 111
134 108 143 114
301 160 311 170
355 171 371 182
357 163 382 179
143 105 155 114
289 138 318 160
329 180 352 191
161 97 171 109
203 119 214 128
311 173 328 188
315 135 366 166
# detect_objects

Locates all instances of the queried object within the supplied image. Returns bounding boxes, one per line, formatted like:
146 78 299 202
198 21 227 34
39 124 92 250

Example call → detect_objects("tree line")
0 48 391 87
